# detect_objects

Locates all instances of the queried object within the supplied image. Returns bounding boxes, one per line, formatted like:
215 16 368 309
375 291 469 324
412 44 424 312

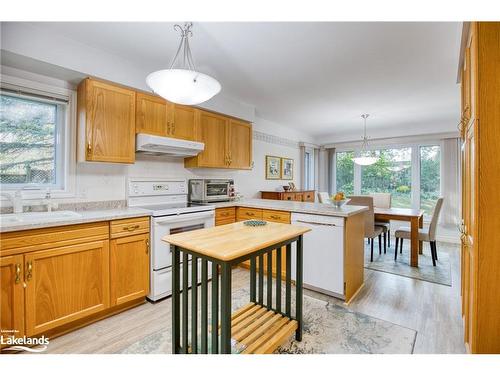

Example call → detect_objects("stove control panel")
128 179 187 197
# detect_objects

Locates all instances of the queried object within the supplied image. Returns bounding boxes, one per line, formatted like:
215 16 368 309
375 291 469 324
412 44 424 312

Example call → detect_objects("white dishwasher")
291 212 345 299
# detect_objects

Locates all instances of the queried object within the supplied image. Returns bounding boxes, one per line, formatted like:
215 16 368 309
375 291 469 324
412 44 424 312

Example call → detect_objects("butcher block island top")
163 221 311 262
163 221 310 354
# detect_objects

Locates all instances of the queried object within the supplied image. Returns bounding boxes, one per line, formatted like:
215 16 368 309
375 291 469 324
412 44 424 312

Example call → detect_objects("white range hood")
136 133 204 157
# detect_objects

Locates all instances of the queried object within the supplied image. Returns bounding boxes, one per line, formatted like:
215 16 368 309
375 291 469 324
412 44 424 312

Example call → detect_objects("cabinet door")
136 92 168 136
227 119 252 169
1 255 24 347
85 79 136 163
110 234 150 306
25 241 110 336
170 104 197 141
195 111 228 167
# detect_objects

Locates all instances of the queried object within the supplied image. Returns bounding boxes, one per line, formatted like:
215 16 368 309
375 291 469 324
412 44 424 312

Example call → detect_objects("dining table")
374 207 425 267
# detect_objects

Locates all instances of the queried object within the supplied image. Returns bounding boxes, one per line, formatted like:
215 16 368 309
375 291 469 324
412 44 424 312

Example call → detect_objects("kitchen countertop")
0 198 367 233
207 198 368 217
0 207 152 233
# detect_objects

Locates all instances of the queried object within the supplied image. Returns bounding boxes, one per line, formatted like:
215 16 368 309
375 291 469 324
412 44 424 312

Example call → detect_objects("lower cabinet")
24 240 110 336
1 255 25 347
110 233 150 306
0 217 150 345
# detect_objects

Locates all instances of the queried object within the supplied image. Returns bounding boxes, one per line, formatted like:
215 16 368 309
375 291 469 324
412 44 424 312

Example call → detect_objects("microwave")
189 179 235 202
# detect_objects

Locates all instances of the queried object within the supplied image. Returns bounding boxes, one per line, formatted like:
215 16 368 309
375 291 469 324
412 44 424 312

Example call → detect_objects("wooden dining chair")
394 198 444 266
347 196 385 262
371 193 392 249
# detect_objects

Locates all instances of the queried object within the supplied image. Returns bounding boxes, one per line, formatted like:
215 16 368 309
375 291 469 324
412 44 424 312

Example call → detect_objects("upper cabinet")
136 92 170 137
185 110 252 169
227 118 252 169
78 78 136 164
136 92 198 141
77 77 251 169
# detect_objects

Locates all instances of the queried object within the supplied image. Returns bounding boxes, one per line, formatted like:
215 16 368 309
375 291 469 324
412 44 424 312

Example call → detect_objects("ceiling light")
146 23 221 105
353 114 379 166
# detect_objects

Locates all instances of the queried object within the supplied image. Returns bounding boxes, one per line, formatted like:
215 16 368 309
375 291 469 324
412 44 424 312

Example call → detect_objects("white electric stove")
128 178 215 301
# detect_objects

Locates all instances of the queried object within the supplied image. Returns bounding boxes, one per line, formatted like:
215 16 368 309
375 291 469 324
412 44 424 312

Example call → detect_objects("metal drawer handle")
15 263 21 284
270 215 281 220
246 212 255 216
146 239 150 254
295 219 337 227
123 224 140 231
26 261 33 281
221 212 229 217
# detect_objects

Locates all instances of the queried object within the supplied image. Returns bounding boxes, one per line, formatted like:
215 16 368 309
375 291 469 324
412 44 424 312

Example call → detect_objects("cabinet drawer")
262 210 291 224
215 207 236 221
293 193 303 201
302 191 315 202
110 217 150 239
215 217 236 227
0 222 109 256
282 193 296 201
236 207 263 221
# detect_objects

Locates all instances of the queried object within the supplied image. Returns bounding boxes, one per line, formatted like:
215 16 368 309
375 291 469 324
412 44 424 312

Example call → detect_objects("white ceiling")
21 22 462 140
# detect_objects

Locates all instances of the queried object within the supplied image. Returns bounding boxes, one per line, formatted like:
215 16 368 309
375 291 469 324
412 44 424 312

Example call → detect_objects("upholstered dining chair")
394 197 444 266
371 193 392 249
318 192 330 203
347 196 385 262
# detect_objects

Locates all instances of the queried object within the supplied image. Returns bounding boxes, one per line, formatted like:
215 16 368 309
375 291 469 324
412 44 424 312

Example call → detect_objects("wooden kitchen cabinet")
215 207 236 226
136 92 170 137
227 119 252 169
110 233 150 306
170 104 198 141
78 78 136 163
24 240 110 336
136 92 198 141
0 255 24 347
458 22 500 353
186 111 227 168
185 110 252 169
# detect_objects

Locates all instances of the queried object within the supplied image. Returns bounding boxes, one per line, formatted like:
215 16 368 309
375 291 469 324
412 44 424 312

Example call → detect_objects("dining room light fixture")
352 114 379 166
146 22 221 105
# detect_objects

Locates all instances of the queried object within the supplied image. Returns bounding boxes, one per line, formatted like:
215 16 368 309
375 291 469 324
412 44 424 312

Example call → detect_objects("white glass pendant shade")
146 23 221 106
352 156 378 166
147 69 221 106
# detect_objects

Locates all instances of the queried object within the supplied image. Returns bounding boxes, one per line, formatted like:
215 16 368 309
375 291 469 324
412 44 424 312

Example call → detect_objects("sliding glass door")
333 143 441 219
361 147 412 208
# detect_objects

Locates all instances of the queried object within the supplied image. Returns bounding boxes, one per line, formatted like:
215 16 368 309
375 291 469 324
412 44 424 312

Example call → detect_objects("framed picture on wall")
265 155 282 180
281 158 294 180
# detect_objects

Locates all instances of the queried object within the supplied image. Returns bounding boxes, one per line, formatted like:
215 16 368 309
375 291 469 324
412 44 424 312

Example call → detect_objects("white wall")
72 129 302 203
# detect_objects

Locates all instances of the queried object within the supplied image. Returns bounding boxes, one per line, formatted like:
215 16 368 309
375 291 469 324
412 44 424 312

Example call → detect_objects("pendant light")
146 23 221 105
352 114 379 166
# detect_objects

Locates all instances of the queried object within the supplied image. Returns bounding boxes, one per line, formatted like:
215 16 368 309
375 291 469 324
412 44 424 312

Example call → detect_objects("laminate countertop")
0 207 152 233
207 198 368 218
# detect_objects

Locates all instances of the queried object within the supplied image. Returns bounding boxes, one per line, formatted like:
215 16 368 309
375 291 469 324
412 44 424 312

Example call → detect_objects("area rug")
119 285 416 354
364 239 452 286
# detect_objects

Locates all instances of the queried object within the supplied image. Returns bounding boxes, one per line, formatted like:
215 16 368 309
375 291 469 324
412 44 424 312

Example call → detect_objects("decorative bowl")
330 198 350 208
244 220 267 227
282 186 291 191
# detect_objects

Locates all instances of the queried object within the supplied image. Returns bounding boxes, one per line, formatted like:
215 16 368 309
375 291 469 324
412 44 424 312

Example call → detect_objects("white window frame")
333 141 442 221
0 74 77 200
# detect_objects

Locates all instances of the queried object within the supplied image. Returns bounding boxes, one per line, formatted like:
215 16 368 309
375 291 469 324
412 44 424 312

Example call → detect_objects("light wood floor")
41 242 465 354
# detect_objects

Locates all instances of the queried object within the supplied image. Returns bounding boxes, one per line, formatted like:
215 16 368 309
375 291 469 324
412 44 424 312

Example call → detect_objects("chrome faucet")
44 189 52 212
0 190 24 214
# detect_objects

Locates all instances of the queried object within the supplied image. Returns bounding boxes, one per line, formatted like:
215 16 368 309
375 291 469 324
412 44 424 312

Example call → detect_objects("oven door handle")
154 211 215 225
